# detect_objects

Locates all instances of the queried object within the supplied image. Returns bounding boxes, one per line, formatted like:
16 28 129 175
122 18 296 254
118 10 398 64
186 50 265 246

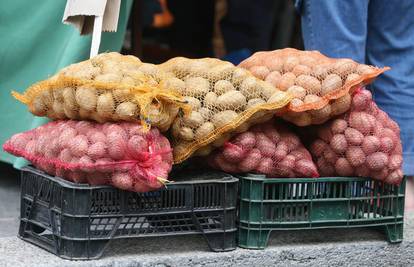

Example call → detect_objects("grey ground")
0 163 413 267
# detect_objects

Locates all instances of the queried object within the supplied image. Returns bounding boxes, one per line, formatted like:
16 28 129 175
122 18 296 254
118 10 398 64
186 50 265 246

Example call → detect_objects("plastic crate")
238 174 405 249
18 166 238 260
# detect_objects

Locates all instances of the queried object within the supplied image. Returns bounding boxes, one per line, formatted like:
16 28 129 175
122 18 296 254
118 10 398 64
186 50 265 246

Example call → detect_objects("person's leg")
366 0 414 176
298 0 368 63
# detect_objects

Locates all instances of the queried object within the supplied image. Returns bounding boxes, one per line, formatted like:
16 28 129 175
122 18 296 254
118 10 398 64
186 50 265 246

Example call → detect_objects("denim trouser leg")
298 0 414 175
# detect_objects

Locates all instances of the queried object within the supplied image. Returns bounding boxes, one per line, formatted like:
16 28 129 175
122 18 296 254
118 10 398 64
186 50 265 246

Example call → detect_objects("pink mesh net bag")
3 120 173 192
308 87 403 184
208 120 319 178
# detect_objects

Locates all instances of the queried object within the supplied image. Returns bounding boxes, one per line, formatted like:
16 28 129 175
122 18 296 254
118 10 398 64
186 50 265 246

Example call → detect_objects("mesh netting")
12 52 190 131
159 57 292 163
208 120 318 177
308 88 403 184
3 120 173 192
239 48 389 126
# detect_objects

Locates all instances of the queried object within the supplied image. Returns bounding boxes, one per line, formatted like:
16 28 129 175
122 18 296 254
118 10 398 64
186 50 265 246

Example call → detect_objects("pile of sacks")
4 49 403 193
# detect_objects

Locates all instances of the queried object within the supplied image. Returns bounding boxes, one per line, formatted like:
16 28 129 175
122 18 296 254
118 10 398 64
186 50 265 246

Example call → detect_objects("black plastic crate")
19 166 238 260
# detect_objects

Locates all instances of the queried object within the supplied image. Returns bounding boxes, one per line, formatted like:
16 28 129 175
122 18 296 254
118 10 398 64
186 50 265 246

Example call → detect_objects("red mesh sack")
208 120 319 178
239 48 389 126
3 120 173 192
308 88 403 184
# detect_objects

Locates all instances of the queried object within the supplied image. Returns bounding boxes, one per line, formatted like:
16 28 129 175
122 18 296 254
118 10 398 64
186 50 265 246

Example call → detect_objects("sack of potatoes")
308 88 403 185
12 52 189 131
159 57 293 163
239 48 389 126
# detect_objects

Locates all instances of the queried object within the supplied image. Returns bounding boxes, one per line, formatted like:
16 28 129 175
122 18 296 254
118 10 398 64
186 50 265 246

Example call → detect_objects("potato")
388 154 403 170
295 159 318 177
247 98 266 109
321 74 342 96
88 131 106 143
184 77 210 97
204 92 218 108
295 75 321 95
335 158 354 176
267 91 288 104
259 83 277 100
112 89 131 102
303 94 322 104
184 96 201 110
366 152 388 170
195 122 215 140
88 142 107 160
164 77 185 93
115 102 137 120
179 127 194 141
312 65 329 79
345 73 361 84
208 64 235 81
380 137 395 153
69 135 89 157
323 147 338 165
331 119 348 134
231 68 249 84
283 56 300 72
330 134 347 154
250 66 270 79
198 107 213 120
290 98 304 109
256 158 276 174
310 104 331 122
332 59 357 76
240 77 261 99
212 110 238 128
112 172 133 190
330 93 351 116
96 93 115 118
222 143 245 163
234 132 256 150
256 133 276 157
292 65 312 76
238 148 262 172
63 105 79 119
264 57 283 71
75 86 97 111
344 128 364 145
52 101 65 118
349 112 375 134
310 139 327 157
356 65 375 75
287 86 306 100
214 80 234 95
351 91 371 111
138 63 159 76
182 111 204 128
299 55 317 67
385 169 403 185
362 136 380 154
216 90 247 110
264 71 282 87
346 146 366 166
62 87 77 110
276 72 296 91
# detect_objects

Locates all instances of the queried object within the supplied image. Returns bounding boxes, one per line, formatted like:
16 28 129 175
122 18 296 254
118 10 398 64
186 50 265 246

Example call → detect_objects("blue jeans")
297 0 414 175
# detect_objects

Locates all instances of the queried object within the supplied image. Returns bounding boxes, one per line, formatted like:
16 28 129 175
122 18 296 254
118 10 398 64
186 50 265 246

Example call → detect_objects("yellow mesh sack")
239 48 389 126
12 52 189 131
159 57 292 163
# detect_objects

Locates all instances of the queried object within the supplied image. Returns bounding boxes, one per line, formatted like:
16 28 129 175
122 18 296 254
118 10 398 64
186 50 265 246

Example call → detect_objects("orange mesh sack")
3 120 173 192
159 57 292 163
308 88 403 185
208 120 319 178
239 48 389 126
12 52 189 131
